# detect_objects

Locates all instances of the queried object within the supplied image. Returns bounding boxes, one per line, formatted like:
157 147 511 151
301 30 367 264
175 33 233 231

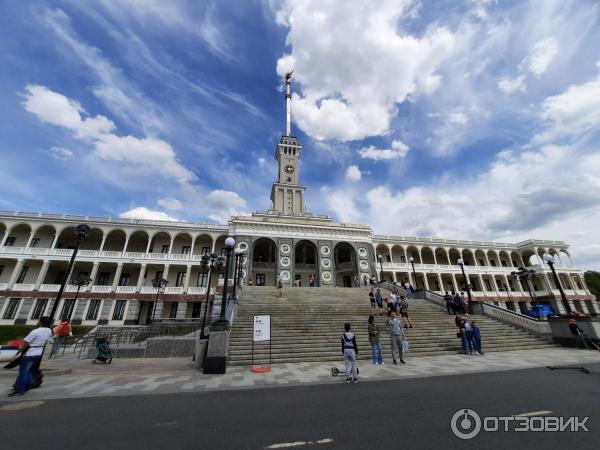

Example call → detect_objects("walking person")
363 275 368 288
368 288 376 314
8 316 52 397
341 323 358 383
277 275 284 298
388 312 406 364
49 318 72 358
398 296 413 328
444 291 454 315
471 321 483 355
464 319 475 355
368 315 383 365
355 275 361 288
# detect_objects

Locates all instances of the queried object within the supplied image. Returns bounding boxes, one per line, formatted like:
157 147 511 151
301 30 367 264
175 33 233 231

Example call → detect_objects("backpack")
54 322 70 337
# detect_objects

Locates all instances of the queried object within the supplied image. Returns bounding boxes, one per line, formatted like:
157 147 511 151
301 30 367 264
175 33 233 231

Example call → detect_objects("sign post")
251 314 271 373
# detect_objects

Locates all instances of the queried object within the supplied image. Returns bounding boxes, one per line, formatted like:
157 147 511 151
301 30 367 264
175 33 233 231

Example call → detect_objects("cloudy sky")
1 1 599 268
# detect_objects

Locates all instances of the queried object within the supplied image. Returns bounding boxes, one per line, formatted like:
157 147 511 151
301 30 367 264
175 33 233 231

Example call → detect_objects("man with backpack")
49 318 72 358
341 323 358 383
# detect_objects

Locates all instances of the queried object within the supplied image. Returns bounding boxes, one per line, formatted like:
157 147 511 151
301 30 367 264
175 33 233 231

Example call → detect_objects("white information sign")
253 315 271 342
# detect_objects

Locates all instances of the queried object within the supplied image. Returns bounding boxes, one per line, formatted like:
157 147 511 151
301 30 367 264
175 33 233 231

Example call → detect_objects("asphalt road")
1 363 599 450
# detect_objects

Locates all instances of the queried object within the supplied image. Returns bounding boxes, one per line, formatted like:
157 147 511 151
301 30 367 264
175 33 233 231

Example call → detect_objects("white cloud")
157 198 182 210
498 75 527 94
257 157 267 167
23 85 115 139
205 189 247 209
320 186 361 224
274 0 455 141
46 146 74 160
359 140 409 160
448 111 469 126
119 207 177 221
23 84 194 183
345 165 362 182
199 5 230 59
527 37 559 77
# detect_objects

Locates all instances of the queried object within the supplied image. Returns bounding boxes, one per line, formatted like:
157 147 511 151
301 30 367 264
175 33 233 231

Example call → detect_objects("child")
341 323 358 383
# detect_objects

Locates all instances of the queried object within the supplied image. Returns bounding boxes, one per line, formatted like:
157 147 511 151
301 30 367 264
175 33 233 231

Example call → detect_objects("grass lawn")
0 326 94 344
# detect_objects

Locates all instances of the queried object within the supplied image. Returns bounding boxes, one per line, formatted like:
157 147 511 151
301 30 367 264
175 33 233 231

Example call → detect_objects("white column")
98 234 107 253
423 274 430 291
451 273 459 292
7 260 25 289
34 260 51 290
163 265 170 283
88 262 100 291
190 236 197 259
25 232 35 249
145 236 153 256
0 230 8 246
387 245 394 264
168 235 175 257
437 274 444 293
432 250 438 266
121 234 130 256
136 264 147 291
184 264 192 292
111 263 124 291
50 231 60 250
478 274 486 295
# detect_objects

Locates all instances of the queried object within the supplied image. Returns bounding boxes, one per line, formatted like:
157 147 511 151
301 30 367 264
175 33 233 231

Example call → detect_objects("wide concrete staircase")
228 286 556 366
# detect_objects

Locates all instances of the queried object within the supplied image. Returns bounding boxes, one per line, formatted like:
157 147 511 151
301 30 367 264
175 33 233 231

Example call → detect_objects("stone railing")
481 302 551 337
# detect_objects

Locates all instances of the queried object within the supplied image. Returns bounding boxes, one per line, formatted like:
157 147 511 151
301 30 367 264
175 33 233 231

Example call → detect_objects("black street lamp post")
68 274 92 320
377 254 383 283
408 256 419 289
511 267 537 318
231 248 244 302
49 224 91 321
150 276 168 323
543 254 571 314
199 253 225 339
213 237 236 327
457 258 479 313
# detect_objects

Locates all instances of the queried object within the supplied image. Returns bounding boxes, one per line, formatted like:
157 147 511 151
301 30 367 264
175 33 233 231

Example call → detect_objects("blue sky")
1 1 600 268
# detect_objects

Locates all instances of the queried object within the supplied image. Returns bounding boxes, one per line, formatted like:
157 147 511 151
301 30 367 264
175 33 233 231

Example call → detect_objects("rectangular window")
176 272 186 287
501 260 507 267
220 248 227 256
155 271 164 281
490 260 496 267
3 298 21 319
97 272 110 285
182 246 191 255
16 266 29 284
30 237 40 248
197 273 208 287
31 298 48 320
201 247 210 256
86 299 101 320
0 265 4 278
385 255 391 263
169 302 178 319
484 280 492 291
478 259 485 266
112 300 127 320
161 245 170 254
400 256 406 263
4 236 16 247
60 299 76 320
512 260 517 267
54 271 66 284
119 273 130 286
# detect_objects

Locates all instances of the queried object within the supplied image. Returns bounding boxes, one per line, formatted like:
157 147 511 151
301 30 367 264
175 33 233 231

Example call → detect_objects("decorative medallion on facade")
238 241 249 251
280 270 291 281
280 243 291 254
280 256 291 267
359 260 369 270
321 258 331 268
321 271 332 281
320 245 331 256
358 247 368 258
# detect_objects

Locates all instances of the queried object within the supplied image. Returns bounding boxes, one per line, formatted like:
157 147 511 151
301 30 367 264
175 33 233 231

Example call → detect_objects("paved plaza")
2 348 600 402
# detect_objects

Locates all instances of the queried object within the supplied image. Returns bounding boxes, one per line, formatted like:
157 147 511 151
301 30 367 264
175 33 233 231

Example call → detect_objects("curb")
0 368 72 379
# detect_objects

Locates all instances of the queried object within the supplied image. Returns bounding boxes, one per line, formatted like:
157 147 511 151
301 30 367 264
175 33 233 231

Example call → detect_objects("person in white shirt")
9 316 52 397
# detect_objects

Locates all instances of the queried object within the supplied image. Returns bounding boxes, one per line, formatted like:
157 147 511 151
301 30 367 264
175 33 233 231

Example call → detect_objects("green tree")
584 271 600 298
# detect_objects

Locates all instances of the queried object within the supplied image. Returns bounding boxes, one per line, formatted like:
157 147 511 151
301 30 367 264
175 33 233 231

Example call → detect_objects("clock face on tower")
284 164 295 174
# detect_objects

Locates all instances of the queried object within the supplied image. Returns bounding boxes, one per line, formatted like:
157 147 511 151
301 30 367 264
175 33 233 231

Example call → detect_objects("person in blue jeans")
470 321 483 355
368 315 383 364
9 316 52 397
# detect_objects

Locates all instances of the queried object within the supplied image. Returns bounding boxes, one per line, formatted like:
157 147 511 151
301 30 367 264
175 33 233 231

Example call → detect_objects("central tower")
270 71 307 214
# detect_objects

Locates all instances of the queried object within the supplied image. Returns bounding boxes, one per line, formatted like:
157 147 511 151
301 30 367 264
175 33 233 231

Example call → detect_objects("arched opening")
421 247 435 264
31 224 56 248
103 229 126 252
334 242 357 287
448 248 461 266
435 248 449 265
56 226 102 250
559 250 572 266
486 250 499 267
510 251 521 267
391 245 406 263
406 246 420 263
375 244 391 263
5 223 32 247
294 240 317 286
149 232 171 254
126 230 149 253
251 238 277 286
193 234 213 256
498 251 510 267
462 249 475 266
474 249 486 266
172 232 193 255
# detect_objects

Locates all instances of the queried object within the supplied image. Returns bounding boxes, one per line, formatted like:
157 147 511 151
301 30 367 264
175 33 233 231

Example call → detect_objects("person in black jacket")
341 323 358 383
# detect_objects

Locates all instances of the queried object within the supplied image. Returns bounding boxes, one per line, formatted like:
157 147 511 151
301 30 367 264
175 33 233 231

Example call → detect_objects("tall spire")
284 70 293 136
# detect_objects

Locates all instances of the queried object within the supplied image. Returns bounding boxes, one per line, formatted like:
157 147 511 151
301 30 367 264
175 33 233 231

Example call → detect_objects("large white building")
0 76 597 326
